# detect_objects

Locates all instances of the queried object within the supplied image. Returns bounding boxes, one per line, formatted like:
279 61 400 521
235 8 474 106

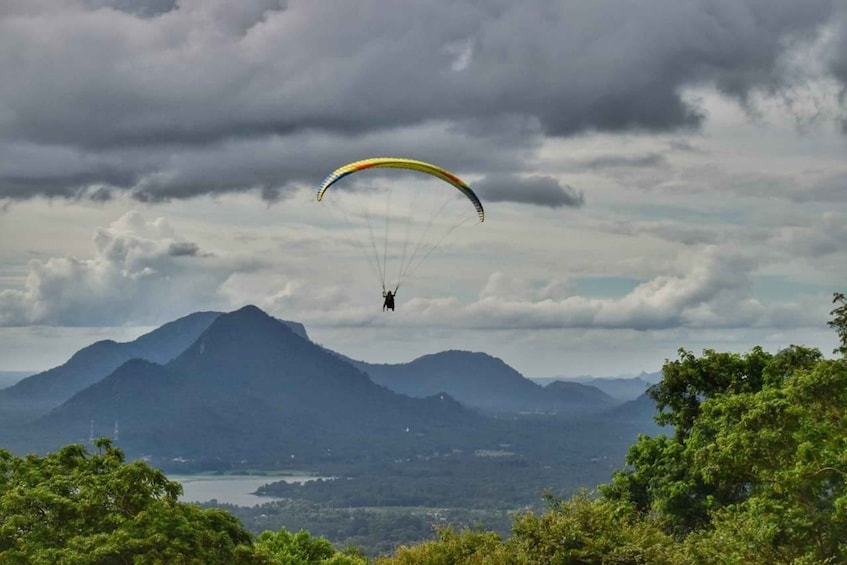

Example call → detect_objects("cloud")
641 162 847 204
802 172 847 203
772 212 847 258
0 0 842 202
0 211 256 326
593 218 724 246
577 153 668 170
447 247 822 331
1 123 535 203
822 4 847 87
479 272 574 302
474 174 584 208
270 245 826 333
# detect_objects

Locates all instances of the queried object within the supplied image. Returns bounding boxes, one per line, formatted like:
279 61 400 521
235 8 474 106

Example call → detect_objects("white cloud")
0 211 256 326
271 245 826 332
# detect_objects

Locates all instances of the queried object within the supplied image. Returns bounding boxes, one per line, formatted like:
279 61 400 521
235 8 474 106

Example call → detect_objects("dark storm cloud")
474 175 584 209
827 9 847 133
0 0 840 201
825 5 847 87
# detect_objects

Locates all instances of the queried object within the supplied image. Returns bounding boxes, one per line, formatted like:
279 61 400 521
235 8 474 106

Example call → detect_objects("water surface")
171 473 326 507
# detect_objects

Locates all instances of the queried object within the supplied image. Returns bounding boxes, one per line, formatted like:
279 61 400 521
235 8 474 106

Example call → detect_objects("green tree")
0 439 254 564
602 338 847 561
375 527 509 565
376 494 682 565
602 346 789 534
252 528 367 564
828 291 847 356
506 493 681 564
649 346 775 439
682 356 847 562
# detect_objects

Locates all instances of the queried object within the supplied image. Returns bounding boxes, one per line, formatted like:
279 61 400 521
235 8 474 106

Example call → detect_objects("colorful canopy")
317 158 484 222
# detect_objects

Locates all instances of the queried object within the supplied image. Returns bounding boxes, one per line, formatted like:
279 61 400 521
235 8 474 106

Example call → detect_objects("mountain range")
532 374 661 402
352 352 617 415
0 305 661 470
0 312 308 425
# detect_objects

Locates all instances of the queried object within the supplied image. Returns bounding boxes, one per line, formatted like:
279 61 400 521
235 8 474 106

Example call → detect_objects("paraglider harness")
382 285 398 312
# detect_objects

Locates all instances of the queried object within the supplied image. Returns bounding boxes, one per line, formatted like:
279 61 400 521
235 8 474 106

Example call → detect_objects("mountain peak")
167 305 332 389
215 305 310 340
231 304 268 318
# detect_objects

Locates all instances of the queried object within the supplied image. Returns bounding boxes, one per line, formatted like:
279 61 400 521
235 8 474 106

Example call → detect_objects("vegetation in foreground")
1 293 845 563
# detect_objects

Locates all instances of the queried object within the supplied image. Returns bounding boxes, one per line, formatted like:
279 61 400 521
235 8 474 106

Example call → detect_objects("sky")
1 0 845 378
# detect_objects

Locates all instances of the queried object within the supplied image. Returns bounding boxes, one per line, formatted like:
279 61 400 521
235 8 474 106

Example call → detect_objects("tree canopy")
0 438 365 564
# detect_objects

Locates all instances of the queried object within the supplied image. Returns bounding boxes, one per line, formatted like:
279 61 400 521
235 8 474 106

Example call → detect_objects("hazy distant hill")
604 392 664 436
21 306 482 466
544 380 617 410
0 371 32 391
533 373 661 402
352 351 617 415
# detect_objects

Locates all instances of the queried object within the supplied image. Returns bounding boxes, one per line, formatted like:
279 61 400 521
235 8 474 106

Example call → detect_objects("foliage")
829 292 847 356
604 330 847 561
602 346 786 534
681 356 847 562
375 527 509 564
376 528 506 565
506 493 681 564
0 438 255 564
376 493 680 564
253 528 367 564
0 439 365 564
647 346 775 438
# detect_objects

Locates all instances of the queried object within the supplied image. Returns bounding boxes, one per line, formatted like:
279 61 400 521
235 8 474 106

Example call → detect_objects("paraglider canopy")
316 157 484 299
317 158 484 222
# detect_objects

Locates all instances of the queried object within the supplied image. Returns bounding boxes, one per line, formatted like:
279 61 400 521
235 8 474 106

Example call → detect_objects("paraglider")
382 289 396 312
317 158 484 311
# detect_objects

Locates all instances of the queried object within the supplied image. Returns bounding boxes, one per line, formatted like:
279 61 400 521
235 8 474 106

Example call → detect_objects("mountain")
579 377 654 402
22 306 482 466
605 392 665 435
0 311 221 424
543 381 617 410
351 350 616 415
0 311 310 425
533 374 659 402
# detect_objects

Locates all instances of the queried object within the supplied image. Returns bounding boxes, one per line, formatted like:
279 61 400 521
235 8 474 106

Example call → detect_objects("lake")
170 473 328 507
